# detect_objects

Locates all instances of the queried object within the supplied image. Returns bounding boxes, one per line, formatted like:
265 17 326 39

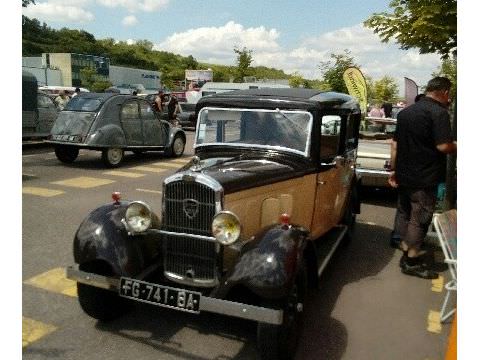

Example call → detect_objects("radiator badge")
183 199 199 219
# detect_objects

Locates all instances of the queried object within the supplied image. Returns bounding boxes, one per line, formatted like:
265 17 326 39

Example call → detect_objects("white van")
199 82 290 98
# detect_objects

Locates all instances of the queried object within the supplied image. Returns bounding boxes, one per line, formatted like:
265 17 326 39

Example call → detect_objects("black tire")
101 148 124 167
257 266 306 360
77 263 132 321
165 135 185 157
54 146 79 163
342 188 357 243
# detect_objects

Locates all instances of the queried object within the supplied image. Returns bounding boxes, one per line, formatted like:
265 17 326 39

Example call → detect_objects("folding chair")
433 209 457 323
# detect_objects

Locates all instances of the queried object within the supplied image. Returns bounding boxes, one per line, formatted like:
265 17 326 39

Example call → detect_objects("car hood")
176 152 312 193
50 111 96 136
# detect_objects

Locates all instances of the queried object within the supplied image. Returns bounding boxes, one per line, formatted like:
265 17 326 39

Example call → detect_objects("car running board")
314 225 348 278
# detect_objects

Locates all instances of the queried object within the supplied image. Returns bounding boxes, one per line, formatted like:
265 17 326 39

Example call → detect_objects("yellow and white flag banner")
343 67 368 115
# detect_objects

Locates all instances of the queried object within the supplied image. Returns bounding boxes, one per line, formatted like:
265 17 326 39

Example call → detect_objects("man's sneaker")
401 263 438 279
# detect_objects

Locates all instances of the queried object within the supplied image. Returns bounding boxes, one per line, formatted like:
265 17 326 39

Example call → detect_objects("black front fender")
220 224 309 299
73 201 161 277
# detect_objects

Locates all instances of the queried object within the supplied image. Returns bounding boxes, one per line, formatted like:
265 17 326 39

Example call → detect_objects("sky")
21 0 446 95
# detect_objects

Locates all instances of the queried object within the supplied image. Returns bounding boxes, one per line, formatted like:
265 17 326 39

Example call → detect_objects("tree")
371 76 399 103
364 0 457 59
289 72 307 88
234 46 253 82
22 0 35 7
318 50 360 93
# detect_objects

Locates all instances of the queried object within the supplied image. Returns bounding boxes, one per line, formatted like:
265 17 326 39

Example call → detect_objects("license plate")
119 278 201 313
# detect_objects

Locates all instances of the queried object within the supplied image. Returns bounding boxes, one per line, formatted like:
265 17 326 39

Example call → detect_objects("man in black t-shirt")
388 77 456 279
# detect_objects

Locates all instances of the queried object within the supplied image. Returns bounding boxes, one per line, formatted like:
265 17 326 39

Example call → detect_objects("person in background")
388 77 456 279
381 102 393 118
154 90 164 113
167 94 180 125
54 90 70 110
71 87 81 98
368 104 385 118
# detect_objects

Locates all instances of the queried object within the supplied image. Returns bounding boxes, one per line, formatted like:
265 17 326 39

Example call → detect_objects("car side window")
38 94 55 109
320 115 341 160
121 101 139 120
139 100 156 120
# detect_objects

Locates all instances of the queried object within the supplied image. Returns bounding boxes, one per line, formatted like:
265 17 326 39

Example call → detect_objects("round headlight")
212 211 241 245
125 201 152 233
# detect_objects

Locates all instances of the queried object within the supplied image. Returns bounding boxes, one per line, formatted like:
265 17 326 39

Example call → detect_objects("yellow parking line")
103 170 146 178
22 317 57 347
136 188 163 194
24 267 77 297
427 310 442 333
151 162 185 169
167 157 192 164
22 187 65 197
51 176 115 189
130 166 168 173
431 276 444 292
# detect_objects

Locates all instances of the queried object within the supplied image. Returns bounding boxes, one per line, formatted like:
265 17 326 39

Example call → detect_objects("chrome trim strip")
150 229 217 243
164 271 218 287
66 266 283 325
355 168 390 176
317 225 348 278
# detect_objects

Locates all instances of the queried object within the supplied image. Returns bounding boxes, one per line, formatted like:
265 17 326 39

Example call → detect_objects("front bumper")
66 265 283 325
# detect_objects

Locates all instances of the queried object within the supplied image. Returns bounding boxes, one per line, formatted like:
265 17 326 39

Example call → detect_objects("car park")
65 88 361 360
356 117 395 187
46 92 186 167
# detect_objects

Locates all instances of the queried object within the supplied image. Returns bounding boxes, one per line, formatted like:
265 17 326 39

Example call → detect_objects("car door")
140 100 168 146
310 114 347 239
37 93 59 134
120 100 143 146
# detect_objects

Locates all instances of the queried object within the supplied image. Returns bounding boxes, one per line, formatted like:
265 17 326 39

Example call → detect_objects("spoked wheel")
54 145 79 163
101 148 124 167
165 135 185 157
257 266 306 360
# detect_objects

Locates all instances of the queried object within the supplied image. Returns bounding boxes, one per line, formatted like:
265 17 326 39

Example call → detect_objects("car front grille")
162 180 219 285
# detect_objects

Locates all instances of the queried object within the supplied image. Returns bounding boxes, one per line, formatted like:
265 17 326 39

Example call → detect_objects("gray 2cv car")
47 93 186 167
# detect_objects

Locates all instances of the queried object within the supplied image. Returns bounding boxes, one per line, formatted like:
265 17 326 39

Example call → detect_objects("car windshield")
360 117 396 140
195 107 312 156
64 97 102 112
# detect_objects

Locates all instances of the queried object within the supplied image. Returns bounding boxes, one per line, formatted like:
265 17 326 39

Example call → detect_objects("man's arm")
436 141 457 154
388 139 398 188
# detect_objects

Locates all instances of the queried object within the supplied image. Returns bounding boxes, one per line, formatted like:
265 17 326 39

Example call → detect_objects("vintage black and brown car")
66 88 362 360
46 92 186 167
